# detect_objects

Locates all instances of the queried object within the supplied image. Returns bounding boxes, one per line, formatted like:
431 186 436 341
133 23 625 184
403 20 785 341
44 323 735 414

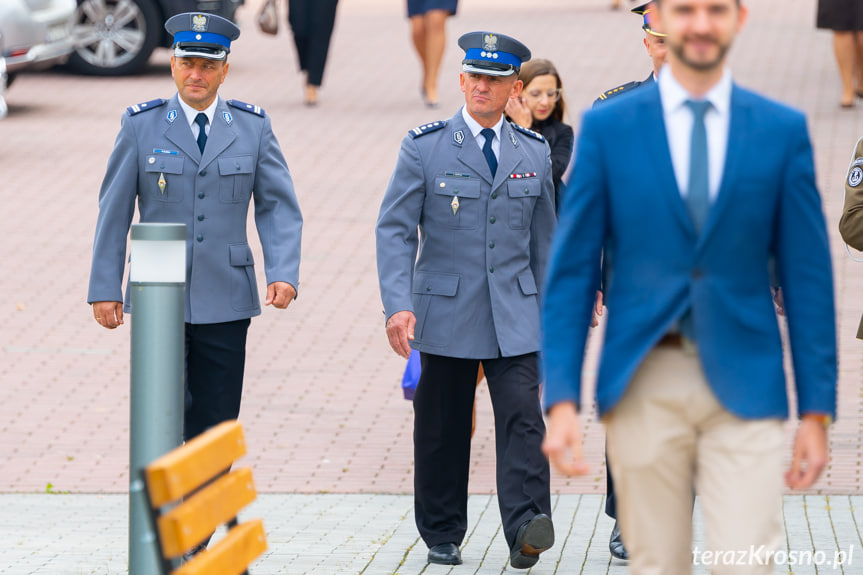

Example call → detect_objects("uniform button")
426 286 431 291
199 170 206 177
524 188 529 195
489 241 495 249
491 192 498 199
159 164 165 170
196 234 203 242
489 265 495 273
489 216 496 224
692 269 703 279
197 214 204 221
235 163 241 170
198 192 205 199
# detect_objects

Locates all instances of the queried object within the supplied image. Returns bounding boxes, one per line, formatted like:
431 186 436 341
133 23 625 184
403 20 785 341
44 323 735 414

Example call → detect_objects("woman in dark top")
505 59 574 211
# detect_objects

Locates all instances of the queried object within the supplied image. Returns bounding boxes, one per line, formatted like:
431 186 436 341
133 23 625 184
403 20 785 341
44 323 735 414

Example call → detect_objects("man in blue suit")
88 13 303 444
376 31 557 569
542 0 837 573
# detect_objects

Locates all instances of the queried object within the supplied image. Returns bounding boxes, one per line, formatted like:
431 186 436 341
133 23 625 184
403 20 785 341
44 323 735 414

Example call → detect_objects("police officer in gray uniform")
88 13 303 443
376 31 556 569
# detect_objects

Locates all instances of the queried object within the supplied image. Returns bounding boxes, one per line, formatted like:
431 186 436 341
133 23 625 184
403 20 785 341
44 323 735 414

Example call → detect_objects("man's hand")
265 281 297 309
785 416 829 489
542 401 591 476
591 290 604 328
92 301 124 329
386 310 416 359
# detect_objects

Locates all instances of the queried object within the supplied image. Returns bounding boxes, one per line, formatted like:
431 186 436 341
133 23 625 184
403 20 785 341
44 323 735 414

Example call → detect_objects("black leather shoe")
510 514 554 569
428 542 462 565
609 520 629 560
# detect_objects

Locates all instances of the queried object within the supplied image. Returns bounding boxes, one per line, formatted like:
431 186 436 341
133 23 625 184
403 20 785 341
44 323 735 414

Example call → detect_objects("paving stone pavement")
2 494 862 574
2 0 863 572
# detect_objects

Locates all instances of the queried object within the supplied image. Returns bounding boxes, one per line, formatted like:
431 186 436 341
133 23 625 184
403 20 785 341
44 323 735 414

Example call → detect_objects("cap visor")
461 63 516 77
174 46 227 60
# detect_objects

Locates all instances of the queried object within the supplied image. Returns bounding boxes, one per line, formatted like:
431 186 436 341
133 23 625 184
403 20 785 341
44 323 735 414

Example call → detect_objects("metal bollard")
128 223 186 574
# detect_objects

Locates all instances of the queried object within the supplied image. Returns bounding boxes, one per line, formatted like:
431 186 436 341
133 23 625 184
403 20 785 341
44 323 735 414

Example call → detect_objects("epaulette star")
227 99 265 117
511 123 545 143
409 121 447 138
127 98 166 116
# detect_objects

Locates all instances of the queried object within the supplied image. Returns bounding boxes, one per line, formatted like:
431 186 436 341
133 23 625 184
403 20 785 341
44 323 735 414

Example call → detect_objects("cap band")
463 48 522 69
173 30 231 49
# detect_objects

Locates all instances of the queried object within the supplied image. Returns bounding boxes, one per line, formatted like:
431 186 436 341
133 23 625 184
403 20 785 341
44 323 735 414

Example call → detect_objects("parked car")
68 0 244 76
0 0 77 84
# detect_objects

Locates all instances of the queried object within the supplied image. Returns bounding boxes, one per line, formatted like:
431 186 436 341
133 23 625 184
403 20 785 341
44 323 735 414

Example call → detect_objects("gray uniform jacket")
88 94 303 324
376 108 556 359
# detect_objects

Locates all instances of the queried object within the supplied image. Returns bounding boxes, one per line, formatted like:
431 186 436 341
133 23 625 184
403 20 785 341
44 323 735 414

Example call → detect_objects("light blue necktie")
679 100 711 342
194 112 208 153
684 100 711 233
480 128 497 177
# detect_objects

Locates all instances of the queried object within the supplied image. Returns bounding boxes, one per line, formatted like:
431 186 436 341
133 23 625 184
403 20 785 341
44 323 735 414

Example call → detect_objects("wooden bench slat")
172 519 267 575
146 420 246 507
159 467 257 558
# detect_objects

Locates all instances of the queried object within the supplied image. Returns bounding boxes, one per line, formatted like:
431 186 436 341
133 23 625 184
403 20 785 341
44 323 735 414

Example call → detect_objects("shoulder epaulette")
227 99 265 117
511 123 545 143
127 99 166 116
595 80 641 103
408 120 446 138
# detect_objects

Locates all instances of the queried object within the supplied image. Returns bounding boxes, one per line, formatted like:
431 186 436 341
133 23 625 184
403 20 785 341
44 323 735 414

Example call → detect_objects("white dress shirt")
178 95 219 139
657 65 732 202
462 106 503 160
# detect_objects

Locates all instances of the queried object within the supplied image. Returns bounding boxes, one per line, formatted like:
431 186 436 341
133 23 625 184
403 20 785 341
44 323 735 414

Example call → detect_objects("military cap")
457 32 531 77
630 1 667 38
165 12 240 61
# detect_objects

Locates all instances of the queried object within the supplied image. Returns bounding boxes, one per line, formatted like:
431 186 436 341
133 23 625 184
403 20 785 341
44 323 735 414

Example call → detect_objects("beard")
670 35 730 71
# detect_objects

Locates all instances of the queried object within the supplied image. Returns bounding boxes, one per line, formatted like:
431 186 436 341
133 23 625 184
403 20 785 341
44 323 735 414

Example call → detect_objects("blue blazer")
542 83 837 420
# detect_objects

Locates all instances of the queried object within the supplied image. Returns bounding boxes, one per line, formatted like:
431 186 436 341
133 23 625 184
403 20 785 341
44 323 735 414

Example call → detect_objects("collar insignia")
167 109 178 123
454 130 465 145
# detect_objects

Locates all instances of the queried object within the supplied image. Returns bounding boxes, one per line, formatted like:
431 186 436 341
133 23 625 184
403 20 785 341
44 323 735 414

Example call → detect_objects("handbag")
257 0 278 35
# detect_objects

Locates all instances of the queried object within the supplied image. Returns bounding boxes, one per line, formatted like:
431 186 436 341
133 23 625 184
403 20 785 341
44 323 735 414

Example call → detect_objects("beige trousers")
605 346 784 575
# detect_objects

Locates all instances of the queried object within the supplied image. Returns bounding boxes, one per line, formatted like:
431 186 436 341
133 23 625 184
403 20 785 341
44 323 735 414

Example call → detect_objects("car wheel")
67 0 161 75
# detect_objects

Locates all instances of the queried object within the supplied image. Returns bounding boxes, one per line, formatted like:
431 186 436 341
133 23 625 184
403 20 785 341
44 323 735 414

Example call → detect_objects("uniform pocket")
219 156 254 203
412 271 459 346
228 243 259 311
517 271 537 296
507 179 541 229
432 176 481 230
144 155 184 203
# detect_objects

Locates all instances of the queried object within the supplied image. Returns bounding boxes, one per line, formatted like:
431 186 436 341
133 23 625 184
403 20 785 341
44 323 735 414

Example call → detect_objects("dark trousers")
413 352 551 550
288 0 339 87
605 455 617 519
183 319 251 441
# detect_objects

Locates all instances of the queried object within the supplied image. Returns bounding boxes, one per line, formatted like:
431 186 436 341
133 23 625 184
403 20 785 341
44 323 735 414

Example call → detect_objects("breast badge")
451 195 460 215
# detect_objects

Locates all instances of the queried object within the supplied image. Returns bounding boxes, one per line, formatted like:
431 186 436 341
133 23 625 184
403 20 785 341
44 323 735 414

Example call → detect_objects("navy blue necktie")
480 128 497 177
194 112 208 153
684 100 711 234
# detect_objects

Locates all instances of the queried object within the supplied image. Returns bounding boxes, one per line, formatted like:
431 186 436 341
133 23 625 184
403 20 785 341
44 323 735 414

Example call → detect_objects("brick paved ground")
1 0 862 502
3 493 861 574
